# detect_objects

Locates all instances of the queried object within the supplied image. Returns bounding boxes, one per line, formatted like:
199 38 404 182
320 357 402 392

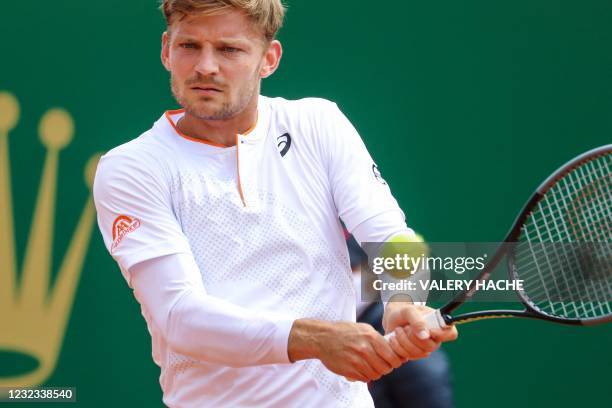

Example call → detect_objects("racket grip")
424 309 447 329
384 309 447 341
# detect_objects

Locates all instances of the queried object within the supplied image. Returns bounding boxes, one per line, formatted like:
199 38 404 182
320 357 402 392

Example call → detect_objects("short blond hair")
160 0 286 41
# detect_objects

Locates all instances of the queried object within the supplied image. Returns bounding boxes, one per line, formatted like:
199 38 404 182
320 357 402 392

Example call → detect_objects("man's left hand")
382 301 458 362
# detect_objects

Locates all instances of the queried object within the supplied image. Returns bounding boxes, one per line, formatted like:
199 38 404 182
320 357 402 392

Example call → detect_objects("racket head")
507 145 612 325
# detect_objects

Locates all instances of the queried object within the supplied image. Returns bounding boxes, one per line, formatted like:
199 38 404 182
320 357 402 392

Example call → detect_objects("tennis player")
93 1 457 406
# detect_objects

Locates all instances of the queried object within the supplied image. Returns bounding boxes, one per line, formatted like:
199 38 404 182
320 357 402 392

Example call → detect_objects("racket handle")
424 309 447 329
384 309 447 341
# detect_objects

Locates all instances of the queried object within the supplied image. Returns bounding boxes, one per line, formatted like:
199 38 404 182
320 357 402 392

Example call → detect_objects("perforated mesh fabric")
166 170 360 405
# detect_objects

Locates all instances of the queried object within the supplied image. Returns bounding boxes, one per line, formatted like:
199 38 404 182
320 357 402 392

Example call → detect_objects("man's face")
162 10 274 120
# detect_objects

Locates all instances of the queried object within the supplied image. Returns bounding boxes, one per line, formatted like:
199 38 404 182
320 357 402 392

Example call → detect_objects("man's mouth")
191 85 222 93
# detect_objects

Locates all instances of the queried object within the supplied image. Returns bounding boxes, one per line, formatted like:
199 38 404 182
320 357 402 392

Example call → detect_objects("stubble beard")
170 72 260 121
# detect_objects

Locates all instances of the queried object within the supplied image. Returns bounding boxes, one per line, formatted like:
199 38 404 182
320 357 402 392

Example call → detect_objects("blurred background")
1 0 610 406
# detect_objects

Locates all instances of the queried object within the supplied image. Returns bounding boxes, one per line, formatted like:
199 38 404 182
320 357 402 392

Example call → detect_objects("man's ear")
161 31 171 72
260 40 283 79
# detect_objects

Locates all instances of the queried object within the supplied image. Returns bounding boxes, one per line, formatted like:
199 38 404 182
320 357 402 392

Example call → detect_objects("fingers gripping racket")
391 144 612 334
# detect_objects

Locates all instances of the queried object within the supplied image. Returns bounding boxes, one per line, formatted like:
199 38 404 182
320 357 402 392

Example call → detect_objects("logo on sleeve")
372 164 387 185
277 133 292 157
111 215 141 252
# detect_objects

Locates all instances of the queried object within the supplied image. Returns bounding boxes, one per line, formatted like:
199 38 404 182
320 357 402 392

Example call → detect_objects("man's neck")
177 104 258 147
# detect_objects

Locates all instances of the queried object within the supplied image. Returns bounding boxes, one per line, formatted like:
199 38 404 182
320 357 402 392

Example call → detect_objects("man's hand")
287 319 403 382
382 301 458 361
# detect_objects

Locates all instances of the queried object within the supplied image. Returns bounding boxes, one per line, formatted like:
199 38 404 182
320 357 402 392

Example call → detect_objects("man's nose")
195 45 220 76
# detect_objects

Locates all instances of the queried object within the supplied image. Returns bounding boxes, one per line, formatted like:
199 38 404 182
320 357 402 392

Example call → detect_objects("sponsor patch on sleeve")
111 215 141 252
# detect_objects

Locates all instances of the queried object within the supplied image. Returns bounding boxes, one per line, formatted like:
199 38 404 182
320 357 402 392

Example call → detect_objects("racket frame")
438 144 612 327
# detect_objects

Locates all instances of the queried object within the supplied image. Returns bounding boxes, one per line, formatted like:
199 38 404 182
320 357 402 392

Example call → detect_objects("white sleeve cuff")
350 210 412 245
270 317 296 364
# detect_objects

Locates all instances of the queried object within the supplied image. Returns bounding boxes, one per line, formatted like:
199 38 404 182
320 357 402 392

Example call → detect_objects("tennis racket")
389 144 612 333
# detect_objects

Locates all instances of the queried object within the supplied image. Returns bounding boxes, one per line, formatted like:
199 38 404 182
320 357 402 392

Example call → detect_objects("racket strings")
558 161 612 313
521 217 600 318
568 167 611 241
516 241 610 317
515 152 612 320
528 165 610 241
522 200 612 308
526 175 612 319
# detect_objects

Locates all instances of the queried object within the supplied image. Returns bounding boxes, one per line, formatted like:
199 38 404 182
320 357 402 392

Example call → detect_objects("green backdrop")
1 0 610 406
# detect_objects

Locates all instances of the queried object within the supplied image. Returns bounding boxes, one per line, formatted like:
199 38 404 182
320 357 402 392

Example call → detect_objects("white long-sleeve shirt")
93 96 409 407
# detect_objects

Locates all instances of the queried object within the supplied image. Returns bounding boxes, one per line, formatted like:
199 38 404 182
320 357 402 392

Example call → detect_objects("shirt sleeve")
322 103 406 234
93 151 192 285
352 211 428 306
131 253 294 366
351 210 412 245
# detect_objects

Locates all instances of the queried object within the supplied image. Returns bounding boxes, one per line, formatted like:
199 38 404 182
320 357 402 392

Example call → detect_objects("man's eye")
180 43 197 49
221 46 240 53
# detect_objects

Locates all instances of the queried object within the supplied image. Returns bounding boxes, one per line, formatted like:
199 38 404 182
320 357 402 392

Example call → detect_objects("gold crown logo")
0 91 100 388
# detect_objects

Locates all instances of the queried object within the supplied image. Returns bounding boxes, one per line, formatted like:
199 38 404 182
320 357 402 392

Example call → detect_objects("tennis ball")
379 232 430 279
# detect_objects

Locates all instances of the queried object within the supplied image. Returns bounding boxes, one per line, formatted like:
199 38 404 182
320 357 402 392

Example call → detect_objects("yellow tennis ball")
379 232 430 279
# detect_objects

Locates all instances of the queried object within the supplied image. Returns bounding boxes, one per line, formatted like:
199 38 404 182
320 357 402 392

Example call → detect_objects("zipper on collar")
235 133 247 207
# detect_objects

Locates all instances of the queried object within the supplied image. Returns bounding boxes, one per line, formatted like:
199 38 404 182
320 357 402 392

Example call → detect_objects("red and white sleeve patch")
111 215 141 252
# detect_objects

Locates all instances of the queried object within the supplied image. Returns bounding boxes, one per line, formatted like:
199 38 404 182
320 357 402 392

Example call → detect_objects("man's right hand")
287 319 403 382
